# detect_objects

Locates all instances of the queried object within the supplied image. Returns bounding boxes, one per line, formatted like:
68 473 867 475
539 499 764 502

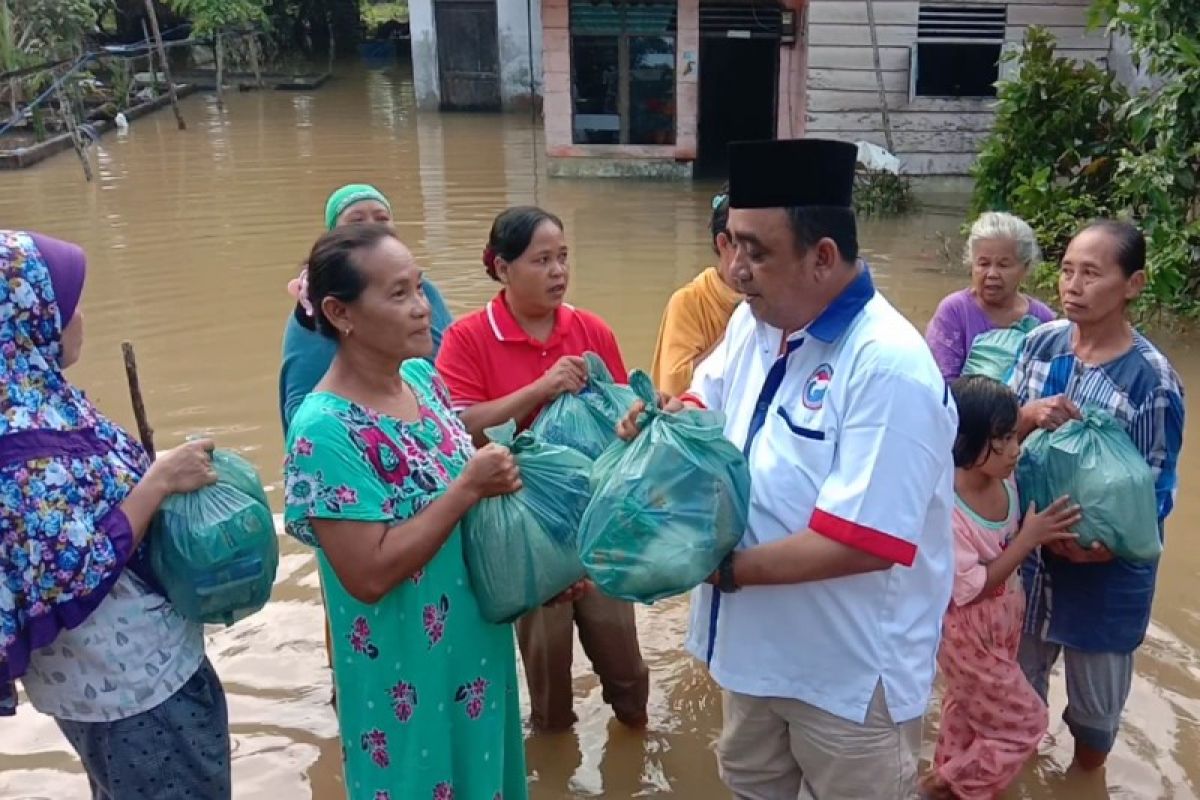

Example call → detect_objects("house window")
912 4 1006 98
570 0 677 145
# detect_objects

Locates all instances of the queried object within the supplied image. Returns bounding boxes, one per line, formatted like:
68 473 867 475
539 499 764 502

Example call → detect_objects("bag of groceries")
150 450 279 625
531 352 638 459
578 371 750 603
462 421 592 623
1017 409 1161 561
962 315 1041 383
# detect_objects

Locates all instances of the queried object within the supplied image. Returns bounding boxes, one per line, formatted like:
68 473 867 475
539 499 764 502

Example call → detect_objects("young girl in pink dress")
922 375 1081 800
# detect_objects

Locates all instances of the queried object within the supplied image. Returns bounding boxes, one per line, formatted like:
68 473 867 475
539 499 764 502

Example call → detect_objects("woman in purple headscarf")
0 231 232 799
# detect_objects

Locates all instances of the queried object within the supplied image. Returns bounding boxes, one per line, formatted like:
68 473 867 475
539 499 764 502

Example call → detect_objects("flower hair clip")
287 268 315 318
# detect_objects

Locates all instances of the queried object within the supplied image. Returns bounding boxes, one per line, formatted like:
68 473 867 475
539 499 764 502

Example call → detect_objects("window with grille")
911 4 1006 98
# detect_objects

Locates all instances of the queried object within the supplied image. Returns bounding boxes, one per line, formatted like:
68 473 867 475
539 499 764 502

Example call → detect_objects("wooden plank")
1007 5 1093 26
807 23 915 48
1006 26 1108 51
807 0 917 26
806 45 910 71
848 129 989 154
899 152 979 175
806 90 995 114
808 67 909 93
892 130 991 152
806 89 910 113
806 110 996 133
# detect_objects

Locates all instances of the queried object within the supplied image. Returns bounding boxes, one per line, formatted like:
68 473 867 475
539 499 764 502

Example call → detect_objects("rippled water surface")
1 62 1197 800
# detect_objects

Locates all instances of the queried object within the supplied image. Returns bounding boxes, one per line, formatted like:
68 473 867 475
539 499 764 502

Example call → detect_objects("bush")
970 10 1200 320
854 170 916 218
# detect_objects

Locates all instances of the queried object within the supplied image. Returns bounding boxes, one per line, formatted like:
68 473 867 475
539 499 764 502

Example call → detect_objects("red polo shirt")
435 291 629 428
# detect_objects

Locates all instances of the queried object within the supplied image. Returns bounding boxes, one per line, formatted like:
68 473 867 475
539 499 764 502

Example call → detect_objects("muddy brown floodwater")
0 62 1197 800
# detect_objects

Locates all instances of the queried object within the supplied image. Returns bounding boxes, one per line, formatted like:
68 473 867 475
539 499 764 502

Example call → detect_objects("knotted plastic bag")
1017 410 1160 561
462 421 593 623
578 371 750 603
531 352 638 459
962 315 1041 383
149 450 279 625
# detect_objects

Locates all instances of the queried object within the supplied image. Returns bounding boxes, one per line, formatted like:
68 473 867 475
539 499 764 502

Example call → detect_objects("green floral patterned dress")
283 359 527 800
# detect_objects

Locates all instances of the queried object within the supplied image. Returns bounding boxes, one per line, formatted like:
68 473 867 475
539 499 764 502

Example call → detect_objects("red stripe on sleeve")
678 392 707 409
809 508 917 567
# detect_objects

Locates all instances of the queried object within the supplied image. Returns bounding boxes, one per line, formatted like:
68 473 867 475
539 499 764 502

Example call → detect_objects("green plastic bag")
962 315 1041 383
531 352 638 460
578 371 750 603
149 450 279 625
1016 410 1161 561
462 421 592 623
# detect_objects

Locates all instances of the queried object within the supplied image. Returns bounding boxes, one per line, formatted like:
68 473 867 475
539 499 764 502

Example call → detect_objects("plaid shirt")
1010 319 1185 653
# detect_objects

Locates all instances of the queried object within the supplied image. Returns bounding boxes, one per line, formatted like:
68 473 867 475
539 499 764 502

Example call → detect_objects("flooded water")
1 62 1198 800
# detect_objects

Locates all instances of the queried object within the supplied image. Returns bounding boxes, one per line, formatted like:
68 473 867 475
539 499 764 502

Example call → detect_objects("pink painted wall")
542 0 803 161
776 3 808 139
542 0 697 161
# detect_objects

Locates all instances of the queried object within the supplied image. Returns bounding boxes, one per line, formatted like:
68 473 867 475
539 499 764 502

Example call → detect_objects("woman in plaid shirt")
1009 220 1185 772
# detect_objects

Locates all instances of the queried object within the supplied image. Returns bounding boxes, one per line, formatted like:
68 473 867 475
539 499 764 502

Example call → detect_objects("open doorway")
697 3 780 178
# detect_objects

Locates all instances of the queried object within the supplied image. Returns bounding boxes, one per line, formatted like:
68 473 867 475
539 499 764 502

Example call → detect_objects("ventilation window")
912 4 1006 98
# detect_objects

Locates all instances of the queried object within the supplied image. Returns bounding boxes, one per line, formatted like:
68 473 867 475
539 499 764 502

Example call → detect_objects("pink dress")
934 481 1048 799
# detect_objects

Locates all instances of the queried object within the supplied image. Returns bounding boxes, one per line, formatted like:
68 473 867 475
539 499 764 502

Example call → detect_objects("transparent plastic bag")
531 352 638 460
578 371 750 603
1017 410 1161 561
462 421 592 623
149 450 279 625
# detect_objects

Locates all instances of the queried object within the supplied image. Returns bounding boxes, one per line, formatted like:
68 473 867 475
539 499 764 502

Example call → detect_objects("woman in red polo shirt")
436 206 650 733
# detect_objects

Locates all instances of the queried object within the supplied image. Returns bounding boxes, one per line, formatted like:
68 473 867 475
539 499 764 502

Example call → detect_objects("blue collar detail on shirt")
806 265 876 344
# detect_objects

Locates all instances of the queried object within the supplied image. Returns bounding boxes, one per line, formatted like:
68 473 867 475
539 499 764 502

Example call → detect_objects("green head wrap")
324 184 391 230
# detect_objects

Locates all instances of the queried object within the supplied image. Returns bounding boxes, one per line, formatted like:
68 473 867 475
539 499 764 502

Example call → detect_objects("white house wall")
410 0 441 109
804 0 1110 175
498 0 544 108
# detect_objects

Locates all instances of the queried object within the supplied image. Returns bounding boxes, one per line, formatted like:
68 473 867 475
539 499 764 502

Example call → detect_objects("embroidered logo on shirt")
803 363 834 410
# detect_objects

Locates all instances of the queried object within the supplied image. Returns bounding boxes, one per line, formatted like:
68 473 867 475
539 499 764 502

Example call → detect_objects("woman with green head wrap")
279 183 454 433
277 184 455 706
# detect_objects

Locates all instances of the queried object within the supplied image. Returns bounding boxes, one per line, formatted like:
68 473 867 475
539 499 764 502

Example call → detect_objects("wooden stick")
121 341 156 461
140 18 159 97
143 0 186 130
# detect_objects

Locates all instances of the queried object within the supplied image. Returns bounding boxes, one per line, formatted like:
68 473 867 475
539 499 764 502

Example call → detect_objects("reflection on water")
0 62 1197 800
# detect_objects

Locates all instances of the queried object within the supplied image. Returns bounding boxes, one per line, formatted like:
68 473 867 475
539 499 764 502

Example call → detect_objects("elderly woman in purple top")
0 232 232 799
926 212 1056 381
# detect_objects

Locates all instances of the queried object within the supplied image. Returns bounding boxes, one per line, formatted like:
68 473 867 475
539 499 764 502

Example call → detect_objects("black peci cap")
727 138 858 210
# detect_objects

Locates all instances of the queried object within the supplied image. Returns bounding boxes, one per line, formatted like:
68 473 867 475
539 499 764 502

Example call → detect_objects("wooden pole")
248 31 264 89
140 17 159 96
121 342 157 461
865 0 895 153
54 78 92 182
214 31 225 108
142 0 186 130
326 11 335 75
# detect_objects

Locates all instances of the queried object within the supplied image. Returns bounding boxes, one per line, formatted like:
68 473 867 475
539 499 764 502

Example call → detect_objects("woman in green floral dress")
282 224 528 800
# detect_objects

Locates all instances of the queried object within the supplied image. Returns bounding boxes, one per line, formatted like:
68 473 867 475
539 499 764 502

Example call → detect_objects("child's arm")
969 496 1080 604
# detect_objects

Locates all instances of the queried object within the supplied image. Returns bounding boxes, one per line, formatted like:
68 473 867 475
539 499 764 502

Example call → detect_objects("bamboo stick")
140 18 159 96
142 0 185 130
214 31 225 108
121 341 156 461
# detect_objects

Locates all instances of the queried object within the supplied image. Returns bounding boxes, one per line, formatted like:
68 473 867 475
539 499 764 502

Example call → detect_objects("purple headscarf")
32 233 86 327
0 231 150 715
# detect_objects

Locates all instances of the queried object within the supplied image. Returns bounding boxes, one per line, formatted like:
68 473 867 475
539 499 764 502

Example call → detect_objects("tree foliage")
971 3 1200 318
164 0 265 37
2 0 107 62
